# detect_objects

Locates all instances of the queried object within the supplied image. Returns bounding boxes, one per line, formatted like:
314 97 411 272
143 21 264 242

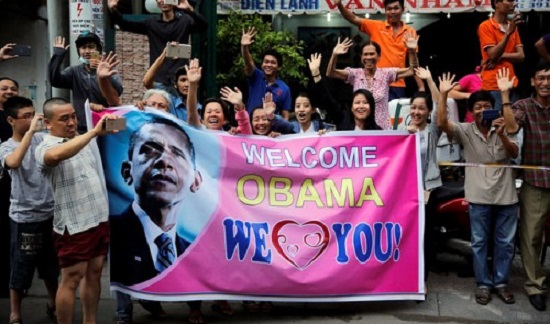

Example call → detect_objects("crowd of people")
0 0 549 323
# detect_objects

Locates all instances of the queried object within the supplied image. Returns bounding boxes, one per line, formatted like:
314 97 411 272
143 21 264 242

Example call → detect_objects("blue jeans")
489 90 518 112
469 203 518 288
116 291 133 321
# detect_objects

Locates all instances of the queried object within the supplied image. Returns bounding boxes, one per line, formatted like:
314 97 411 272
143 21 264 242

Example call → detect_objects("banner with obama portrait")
93 107 425 302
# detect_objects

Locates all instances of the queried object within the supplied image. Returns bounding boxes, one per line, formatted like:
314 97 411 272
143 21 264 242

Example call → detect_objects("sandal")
46 303 57 323
475 287 491 305
242 301 259 313
494 286 515 304
187 309 205 324
9 319 22 324
211 300 233 315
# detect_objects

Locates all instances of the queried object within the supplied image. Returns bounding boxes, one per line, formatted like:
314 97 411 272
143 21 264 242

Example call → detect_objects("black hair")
173 66 188 86
200 98 230 122
0 77 19 89
262 49 283 67
491 0 500 10
410 91 433 112
294 92 321 121
127 116 196 168
4 96 33 118
384 0 404 9
351 89 381 130
361 41 382 57
43 97 70 119
467 91 495 112
532 60 550 76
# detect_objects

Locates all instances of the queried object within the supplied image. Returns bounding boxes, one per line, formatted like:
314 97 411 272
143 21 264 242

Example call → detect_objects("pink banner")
102 110 424 301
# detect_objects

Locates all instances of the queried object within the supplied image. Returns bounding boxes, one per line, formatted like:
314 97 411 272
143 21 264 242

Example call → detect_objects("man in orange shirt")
478 0 524 110
335 0 424 100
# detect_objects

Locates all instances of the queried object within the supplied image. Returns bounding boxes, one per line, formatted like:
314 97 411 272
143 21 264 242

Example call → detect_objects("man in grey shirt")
437 72 519 306
0 96 58 324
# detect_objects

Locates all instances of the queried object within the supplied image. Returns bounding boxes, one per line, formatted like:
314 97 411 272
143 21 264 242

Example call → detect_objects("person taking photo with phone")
437 69 519 307
48 32 123 134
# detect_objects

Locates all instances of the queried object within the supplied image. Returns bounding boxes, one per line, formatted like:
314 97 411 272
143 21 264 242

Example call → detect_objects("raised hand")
241 27 256 47
177 0 193 11
0 43 17 61
438 72 459 94
415 66 432 80
53 36 69 50
492 117 506 135
404 33 419 51
496 67 515 93
97 51 120 79
30 113 44 132
107 0 119 11
262 92 276 116
307 53 322 76
185 58 202 84
220 87 243 107
333 37 353 56
507 11 523 36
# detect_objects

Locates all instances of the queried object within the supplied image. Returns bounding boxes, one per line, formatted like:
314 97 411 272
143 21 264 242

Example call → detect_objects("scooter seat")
431 181 465 202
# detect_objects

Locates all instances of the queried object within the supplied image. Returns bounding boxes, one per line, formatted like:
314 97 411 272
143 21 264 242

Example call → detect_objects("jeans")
116 291 133 321
469 203 518 288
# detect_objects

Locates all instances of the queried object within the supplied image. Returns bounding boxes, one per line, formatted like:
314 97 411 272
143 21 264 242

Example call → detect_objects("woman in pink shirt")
327 37 418 129
449 66 482 123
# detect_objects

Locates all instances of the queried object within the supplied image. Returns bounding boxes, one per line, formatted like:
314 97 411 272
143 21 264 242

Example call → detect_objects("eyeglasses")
14 112 35 120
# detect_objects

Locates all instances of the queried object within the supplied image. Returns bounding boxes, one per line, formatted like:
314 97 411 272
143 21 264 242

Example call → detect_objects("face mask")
79 56 90 65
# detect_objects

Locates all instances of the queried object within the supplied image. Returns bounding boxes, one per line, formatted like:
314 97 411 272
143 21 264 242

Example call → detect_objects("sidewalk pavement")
1 252 550 324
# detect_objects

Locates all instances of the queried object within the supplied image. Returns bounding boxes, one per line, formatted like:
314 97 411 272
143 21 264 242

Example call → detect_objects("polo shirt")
478 17 522 91
359 19 417 88
246 67 292 115
450 122 518 205
35 135 108 235
512 97 550 188
170 95 202 122
110 9 208 86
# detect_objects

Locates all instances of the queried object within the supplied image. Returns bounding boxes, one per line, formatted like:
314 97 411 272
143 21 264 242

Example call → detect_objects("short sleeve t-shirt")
0 133 54 222
246 68 291 115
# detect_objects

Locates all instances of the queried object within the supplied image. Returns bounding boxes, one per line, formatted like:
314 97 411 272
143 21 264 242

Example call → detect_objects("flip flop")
9 318 22 324
187 309 205 324
475 287 491 305
495 286 515 304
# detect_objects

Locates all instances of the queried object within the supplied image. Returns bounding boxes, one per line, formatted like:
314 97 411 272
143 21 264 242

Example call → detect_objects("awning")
217 0 548 14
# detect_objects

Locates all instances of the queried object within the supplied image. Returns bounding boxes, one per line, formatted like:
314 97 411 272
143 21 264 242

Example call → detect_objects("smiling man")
110 116 202 287
241 27 292 120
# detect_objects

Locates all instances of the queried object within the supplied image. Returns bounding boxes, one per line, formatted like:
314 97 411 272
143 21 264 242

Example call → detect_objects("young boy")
0 96 58 324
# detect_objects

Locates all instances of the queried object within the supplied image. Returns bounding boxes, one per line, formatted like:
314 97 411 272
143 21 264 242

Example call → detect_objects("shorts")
53 221 110 268
10 218 59 291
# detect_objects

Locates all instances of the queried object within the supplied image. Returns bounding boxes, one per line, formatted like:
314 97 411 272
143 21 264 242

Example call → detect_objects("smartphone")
11 45 32 57
163 0 179 5
166 43 191 59
103 117 126 132
90 51 100 60
481 109 500 127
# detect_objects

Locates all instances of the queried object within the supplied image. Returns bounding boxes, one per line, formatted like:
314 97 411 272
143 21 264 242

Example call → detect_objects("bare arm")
326 37 352 80
336 1 362 27
4 115 42 169
186 59 202 127
396 34 419 80
485 13 522 61
448 83 471 100
496 68 520 134
97 52 122 106
535 37 550 61
143 47 167 89
415 67 439 103
494 118 518 158
437 73 459 139
44 115 115 167
241 27 256 77
500 46 524 63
